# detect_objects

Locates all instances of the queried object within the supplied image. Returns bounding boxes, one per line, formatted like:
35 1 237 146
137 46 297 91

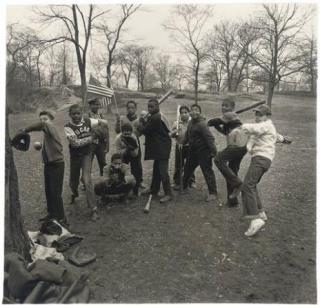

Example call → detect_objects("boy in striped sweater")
64 104 108 221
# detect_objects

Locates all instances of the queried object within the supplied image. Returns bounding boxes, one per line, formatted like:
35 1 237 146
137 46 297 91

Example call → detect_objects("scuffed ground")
9 94 316 303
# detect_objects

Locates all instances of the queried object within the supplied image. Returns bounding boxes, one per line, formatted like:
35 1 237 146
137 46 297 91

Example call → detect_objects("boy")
238 105 291 237
94 153 136 203
170 105 195 189
137 99 172 203
86 98 109 176
13 110 67 225
64 104 108 221
115 100 144 189
182 104 219 203
114 122 141 195
207 98 247 207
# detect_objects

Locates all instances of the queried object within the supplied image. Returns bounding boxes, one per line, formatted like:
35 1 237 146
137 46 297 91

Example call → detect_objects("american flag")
87 75 114 102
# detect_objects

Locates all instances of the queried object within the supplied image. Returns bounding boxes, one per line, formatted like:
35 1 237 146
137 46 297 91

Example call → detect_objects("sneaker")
39 214 52 222
159 195 172 203
259 211 268 221
227 198 239 207
244 218 265 237
229 183 243 200
205 194 220 203
189 183 197 189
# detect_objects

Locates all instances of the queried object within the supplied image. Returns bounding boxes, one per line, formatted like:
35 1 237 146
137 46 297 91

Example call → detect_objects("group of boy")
13 95 290 237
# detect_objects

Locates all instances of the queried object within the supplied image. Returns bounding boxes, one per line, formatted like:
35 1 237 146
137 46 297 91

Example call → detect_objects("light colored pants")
70 153 96 209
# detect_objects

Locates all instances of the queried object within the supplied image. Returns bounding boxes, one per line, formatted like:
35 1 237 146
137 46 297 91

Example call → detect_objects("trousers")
214 145 247 204
69 153 96 208
183 150 217 194
173 144 195 186
44 161 65 220
150 160 172 196
241 156 271 217
91 143 107 176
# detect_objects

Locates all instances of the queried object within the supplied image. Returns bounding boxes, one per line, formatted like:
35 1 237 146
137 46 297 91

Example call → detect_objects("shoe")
173 184 181 191
229 184 243 200
259 211 268 221
205 194 220 203
180 188 189 195
189 183 197 189
244 219 265 237
227 198 239 207
139 183 147 189
70 193 79 204
90 208 99 221
159 195 172 203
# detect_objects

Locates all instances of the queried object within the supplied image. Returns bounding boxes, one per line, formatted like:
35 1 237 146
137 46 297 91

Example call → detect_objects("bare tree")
34 5 108 104
153 54 176 91
117 44 137 88
300 34 317 95
95 4 141 87
131 45 153 91
246 4 310 106
164 4 214 103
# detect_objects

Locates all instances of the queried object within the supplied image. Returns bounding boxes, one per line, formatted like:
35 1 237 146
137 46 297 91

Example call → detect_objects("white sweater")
242 119 284 161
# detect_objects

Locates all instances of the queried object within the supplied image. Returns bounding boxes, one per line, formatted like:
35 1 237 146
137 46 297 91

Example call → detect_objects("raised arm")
64 127 92 147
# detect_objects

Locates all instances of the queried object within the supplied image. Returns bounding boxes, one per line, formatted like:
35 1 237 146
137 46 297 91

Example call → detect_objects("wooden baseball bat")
143 195 152 213
158 89 174 105
235 100 266 114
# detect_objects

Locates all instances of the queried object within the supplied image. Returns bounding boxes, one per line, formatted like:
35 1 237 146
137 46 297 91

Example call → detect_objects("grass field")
8 92 316 303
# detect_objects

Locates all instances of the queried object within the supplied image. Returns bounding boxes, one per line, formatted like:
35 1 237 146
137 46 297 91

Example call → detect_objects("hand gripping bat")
235 100 266 114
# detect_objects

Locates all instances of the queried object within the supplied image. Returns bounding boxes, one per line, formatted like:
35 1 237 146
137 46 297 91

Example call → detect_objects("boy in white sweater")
238 105 291 237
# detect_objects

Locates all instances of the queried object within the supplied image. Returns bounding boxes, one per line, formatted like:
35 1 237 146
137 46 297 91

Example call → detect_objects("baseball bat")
235 100 266 114
158 89 174 105
143 195 152 213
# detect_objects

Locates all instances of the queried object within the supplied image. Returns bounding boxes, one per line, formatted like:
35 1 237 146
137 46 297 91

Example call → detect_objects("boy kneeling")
94 153 136 203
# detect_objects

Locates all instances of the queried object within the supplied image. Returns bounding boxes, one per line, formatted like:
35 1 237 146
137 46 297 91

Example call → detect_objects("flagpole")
107 74 119 116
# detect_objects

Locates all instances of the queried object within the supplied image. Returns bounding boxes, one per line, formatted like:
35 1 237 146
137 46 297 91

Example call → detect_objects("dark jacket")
207 117 242 135
185 117 217 156
137 112 171 160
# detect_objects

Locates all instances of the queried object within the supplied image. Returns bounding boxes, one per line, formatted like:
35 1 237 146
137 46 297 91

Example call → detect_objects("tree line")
6 4 317 108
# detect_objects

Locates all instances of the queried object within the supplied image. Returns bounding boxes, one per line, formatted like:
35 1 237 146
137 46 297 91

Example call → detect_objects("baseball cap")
253 105 272 116
88 98 100 104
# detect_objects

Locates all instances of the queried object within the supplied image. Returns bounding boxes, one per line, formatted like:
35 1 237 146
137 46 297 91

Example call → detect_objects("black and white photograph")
4 1 317 303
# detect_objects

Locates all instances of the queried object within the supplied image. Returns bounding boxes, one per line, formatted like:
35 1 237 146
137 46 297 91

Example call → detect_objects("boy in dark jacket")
137 99 172 203
86 98 109 176
13 110 67 225
207 99 247 207
182 104 219 203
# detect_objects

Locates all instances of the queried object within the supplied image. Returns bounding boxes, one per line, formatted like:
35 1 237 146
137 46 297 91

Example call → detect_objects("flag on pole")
87 75 114 98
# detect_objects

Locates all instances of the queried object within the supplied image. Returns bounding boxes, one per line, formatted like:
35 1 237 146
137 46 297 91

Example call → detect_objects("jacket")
137 111 171 160
242 119 284 161
185 117 217 156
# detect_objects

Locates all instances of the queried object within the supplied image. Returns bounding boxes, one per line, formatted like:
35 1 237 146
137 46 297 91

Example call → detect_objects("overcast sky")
6 3 316 55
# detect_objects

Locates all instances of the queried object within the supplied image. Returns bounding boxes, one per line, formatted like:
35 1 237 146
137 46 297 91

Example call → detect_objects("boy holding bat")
137 99 173 203
170 105 195 189
114 122 141 196
208 98 248 207
94 153 136 203
64 104 108 221
238 105 291 236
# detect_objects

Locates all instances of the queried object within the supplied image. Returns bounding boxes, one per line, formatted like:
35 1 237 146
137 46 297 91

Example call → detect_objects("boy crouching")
94 153 136 203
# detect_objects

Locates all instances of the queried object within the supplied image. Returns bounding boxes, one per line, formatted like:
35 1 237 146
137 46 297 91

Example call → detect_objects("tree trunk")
5 113 31 260
79 67 87 107
194 57 200 104
267 79 275 107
